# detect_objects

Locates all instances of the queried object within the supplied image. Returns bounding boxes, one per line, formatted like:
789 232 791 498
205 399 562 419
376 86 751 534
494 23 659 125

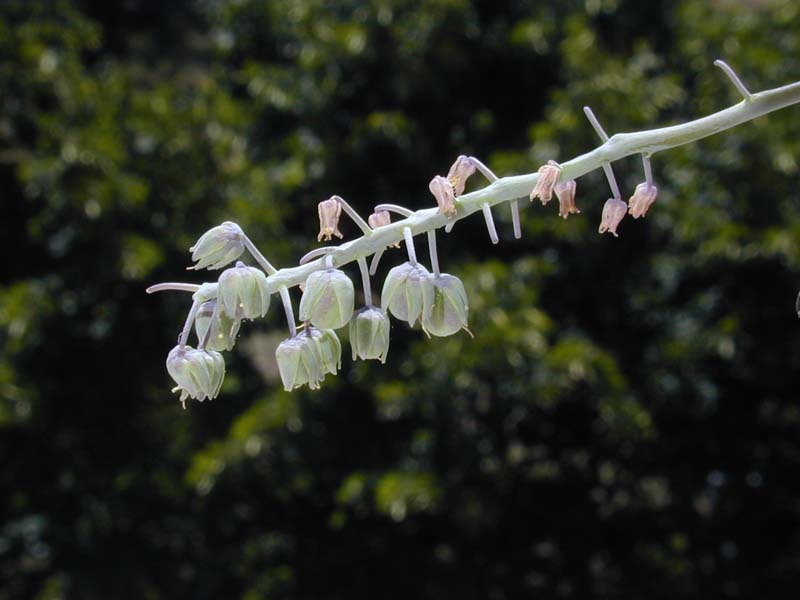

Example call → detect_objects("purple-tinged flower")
530 160 561 205
554 180 580 219
598 198 627 237
318 197 343 242
627 182 658 219
429 175 457 217
446 155 477 197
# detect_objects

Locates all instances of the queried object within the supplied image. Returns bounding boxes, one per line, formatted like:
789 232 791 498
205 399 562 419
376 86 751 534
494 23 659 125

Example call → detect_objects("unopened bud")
195 300 241 351
446 155 476 197
429 175 457 217
530 160 561 205
318 197 343 242
599 198 627 237
554 180 579 219
218 261 270 319
189 221 244 270
309 327 342 376
627 182 658 219
369 210 400 248
422 274 470 337
275 335 324 391
350 307 390 363
166 345 225 407
299 268 355 329
381 262 434 327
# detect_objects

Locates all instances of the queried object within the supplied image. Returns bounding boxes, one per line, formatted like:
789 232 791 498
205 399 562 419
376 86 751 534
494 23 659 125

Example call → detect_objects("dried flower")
275 335 324 391
194 299 241 352
189 221 244 270
299 268 355 329
166 345 225 408
381 262 435 327
530 160 561 205
318 197 343 242
218 261 270 319
627 182 658 219
422 274 470 337
368 210 391 229
429 175 457 217
350 307 390 362
554 180 579 219
446 155 476 197
598 198 627 237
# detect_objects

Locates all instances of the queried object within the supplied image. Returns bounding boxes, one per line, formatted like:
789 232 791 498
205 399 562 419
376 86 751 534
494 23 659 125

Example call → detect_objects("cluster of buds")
276 326 341 391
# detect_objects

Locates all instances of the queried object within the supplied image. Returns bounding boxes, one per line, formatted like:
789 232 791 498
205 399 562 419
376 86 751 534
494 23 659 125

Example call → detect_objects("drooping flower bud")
429 175 457 217
350 307 391 362
275 335 324 391
627 182 658 219
318 197 343 242
218 261 270 319
189 221 245 270
530 160 561 205
309 327 342 376
554 180 580 219
299 268 355 330
194 300 241 351
598 198 627 237
422 274 470 337
381 262 435 327
166 345 225 407
446 155 476 197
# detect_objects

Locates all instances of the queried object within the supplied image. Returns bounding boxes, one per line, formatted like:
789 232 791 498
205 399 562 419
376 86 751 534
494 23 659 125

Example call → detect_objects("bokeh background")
2 0 800 598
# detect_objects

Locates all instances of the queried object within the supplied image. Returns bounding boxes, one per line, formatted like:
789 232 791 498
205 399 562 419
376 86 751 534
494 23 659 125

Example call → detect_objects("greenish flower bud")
349 307 390 363
166 345 225 408
309 327 342 375
275 335 324 391
218 261 270 319
298 268 354 330
194 299 241 351
189 221 244 270
381 262 434 326
422 274 470 337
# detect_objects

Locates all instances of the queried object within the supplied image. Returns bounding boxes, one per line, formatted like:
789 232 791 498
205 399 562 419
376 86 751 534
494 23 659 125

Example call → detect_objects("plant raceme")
147 60 800 407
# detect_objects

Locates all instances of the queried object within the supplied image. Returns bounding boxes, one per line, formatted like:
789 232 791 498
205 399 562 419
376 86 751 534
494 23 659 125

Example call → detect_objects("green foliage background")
2 0 800 598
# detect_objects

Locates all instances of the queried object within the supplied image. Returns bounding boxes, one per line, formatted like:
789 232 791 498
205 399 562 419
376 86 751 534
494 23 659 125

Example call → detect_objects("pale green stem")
179 298 201 349
278 286 296 338
332 195 372 236
179 70 800 296
642 155 654 186
584 106 622 200
357 257 373 306
241 233 278 275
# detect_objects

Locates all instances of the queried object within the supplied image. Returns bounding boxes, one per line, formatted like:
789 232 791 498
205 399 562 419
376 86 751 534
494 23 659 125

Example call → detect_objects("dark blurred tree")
2 0 800 598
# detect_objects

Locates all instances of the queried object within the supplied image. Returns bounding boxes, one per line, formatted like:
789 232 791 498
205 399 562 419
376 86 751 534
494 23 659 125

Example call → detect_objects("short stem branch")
467 156 499 182
714 59 752 101
642 154 654 186
146 283 201 294
300 246 336 266
482 204 499 244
